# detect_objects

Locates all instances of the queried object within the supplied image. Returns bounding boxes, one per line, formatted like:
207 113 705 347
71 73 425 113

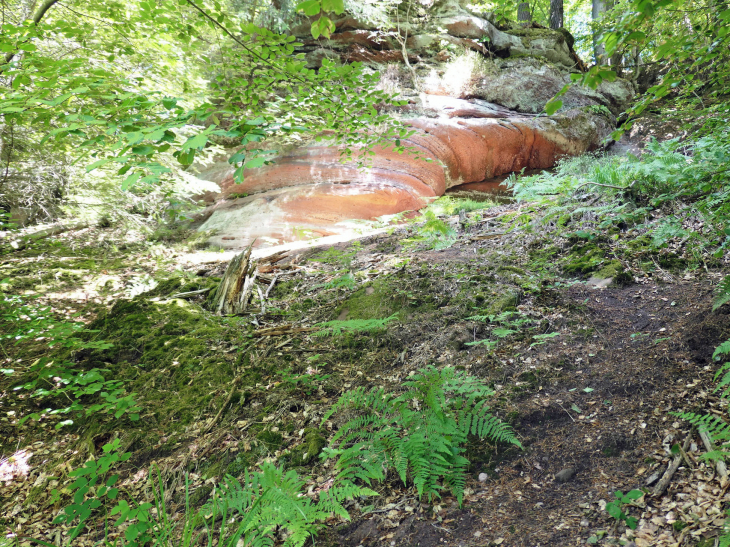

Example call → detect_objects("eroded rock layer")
195 0 634 249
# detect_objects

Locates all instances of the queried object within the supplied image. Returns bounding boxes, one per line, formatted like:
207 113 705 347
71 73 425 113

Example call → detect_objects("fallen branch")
7 221 90 250
254 325 317 337
699 428 729 485
170 287 212 299
653 431 693 497
264 274 279 299
204 375 243 434
470 232 505 241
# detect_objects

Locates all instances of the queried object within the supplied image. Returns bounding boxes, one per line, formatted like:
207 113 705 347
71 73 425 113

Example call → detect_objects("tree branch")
3 0 62 66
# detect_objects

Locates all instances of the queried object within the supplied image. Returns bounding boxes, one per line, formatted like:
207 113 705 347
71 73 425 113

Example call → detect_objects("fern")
674 336 730 545
322 366 521 505
314 314 398 337
714 276 730 311
203 462 374 547
714 340 730 361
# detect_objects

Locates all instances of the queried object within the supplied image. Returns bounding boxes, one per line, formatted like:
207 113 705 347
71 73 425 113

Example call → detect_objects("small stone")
580 519 589 527
554 468 577 483
478 472 488 482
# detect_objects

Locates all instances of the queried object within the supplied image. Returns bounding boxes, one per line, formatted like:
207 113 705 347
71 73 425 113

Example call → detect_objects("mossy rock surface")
593 260 632 285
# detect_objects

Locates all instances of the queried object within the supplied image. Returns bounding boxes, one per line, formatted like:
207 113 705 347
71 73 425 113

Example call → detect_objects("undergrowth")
322 366 522 505
507 131 730 267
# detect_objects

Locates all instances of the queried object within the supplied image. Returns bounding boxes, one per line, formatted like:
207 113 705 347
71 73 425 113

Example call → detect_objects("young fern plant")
674 340 730 462
674 338 730 546
203 463 375 547
714 275 730 311
322 366 522 505
314 313 398 337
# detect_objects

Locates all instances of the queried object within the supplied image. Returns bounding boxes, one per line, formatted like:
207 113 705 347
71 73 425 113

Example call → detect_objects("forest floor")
1 197 728 547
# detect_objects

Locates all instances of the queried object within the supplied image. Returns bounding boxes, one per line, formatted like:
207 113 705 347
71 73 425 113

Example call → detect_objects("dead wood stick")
264 274 279 299
170 287 212 299
470 232 505 240
699 428 729 484
204 375 243 434
254 325 317 337
256 284 265 315
653 432 693 498
8 221 90 250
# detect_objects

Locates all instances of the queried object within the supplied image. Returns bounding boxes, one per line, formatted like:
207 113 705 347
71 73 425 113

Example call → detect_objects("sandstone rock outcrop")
194 1 634 250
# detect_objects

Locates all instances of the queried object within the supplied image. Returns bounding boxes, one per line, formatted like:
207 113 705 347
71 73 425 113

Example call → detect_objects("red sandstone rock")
196 110 612 249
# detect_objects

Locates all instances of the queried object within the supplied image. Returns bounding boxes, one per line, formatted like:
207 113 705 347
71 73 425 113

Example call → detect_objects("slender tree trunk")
591 0 605 64
549 0 563 29
518 2 531 27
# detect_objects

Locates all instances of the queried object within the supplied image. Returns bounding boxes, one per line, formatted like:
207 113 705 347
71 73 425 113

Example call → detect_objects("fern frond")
714 342 730 362
714 276 730 311
324 366 522 506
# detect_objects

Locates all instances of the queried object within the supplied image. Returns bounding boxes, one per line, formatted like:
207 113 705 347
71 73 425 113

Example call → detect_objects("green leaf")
131 145 154 156
322 0 345 14
228 149 246 165
570 404 581 413
297 0 321 16
244 157 267 169
492 328 517 338
713 340 730 360
545 99 562 116
626 31 646 41
182 133 208 151
623 489 643 501
122 172 142 191
606 502 623 520
583 387 594 393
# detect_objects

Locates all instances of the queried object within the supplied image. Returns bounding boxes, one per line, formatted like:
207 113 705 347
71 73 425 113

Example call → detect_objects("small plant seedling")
605 489 643 530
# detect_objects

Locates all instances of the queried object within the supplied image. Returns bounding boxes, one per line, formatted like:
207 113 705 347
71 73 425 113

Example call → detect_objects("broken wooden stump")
210 243 258 315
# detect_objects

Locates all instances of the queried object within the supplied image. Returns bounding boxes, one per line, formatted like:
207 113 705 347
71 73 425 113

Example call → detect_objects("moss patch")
280 428 326 468
564 244 605 274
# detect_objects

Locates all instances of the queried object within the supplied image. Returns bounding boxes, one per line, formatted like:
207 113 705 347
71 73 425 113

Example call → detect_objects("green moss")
564 244 605 274
256 429 284 452
280 428 326 468
83 288 243 433
486 289 521 315
593 260 632 285
188 484 213 506
335 278 403 320
583 104 614 120
498 265 527 276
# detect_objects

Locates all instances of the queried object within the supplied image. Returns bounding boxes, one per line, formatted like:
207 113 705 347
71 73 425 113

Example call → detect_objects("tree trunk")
591 0 605 64
517 2 531 27
549 0 563 29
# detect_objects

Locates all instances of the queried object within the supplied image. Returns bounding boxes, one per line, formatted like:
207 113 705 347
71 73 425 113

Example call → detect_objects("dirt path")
322 256 727 546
